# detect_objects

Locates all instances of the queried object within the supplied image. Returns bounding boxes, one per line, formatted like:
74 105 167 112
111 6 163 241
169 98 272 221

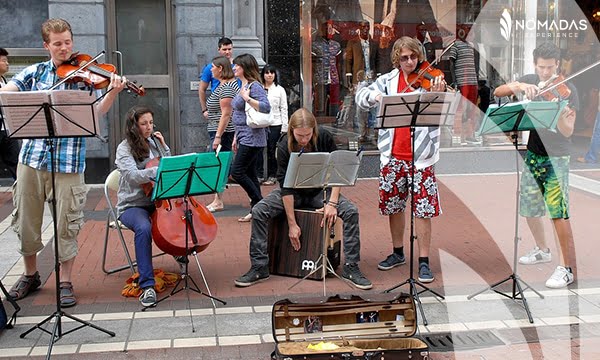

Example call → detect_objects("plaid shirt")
10 60 91 173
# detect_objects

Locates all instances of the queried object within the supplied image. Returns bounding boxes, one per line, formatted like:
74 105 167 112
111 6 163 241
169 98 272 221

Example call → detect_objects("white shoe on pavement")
519 246 551 265
545 266 574 288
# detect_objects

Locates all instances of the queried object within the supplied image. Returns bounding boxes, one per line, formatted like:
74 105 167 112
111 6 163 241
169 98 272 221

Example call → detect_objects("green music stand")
469 99 566 323
149 151 232 316
476 99 566 138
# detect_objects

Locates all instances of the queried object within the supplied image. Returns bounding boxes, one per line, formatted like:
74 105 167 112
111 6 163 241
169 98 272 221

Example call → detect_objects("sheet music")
0 91 51 137
284 152 329 188
326 150 362 186
284 150 362 188
0 90 99 138
51 90 99 137
377 91 458 128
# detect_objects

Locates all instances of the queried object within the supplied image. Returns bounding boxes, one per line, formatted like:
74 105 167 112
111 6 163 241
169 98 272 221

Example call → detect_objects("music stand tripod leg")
382 127 444 326
467 134 543 324
191 251 217 309
147 198 226 312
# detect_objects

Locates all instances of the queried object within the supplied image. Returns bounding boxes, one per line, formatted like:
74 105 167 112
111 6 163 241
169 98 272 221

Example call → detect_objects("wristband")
215 135 221 139
246 97 252 103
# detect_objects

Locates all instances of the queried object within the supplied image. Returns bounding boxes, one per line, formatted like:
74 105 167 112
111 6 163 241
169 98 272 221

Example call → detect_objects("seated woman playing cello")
115 106 171 307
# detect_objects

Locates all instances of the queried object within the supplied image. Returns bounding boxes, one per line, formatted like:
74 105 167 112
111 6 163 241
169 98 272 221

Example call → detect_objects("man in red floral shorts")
355 36 445 282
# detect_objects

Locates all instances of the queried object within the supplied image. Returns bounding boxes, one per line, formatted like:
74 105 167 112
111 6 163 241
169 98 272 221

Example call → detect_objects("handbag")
245 102 272 128
244 81 272 128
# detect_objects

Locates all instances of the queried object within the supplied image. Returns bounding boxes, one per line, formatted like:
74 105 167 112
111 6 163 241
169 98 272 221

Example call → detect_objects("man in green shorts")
494 42 578 288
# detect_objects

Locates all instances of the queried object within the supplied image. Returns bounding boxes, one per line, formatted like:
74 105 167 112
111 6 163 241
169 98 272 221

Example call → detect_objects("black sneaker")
418 262 434 283
341 263 372 290
377 253 406 271
139 287 157 307
234 266 270 287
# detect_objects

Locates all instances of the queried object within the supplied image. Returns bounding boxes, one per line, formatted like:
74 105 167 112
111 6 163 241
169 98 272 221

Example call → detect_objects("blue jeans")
208 130 235 152
584 111 600 163
119 206 155 289
231 144 263 208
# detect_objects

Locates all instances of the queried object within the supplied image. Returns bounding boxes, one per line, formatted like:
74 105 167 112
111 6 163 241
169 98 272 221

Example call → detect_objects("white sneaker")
519 246 551 265
545 266 574 288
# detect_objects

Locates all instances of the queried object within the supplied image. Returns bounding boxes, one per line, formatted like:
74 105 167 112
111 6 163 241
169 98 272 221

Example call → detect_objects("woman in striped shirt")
206 55 240 212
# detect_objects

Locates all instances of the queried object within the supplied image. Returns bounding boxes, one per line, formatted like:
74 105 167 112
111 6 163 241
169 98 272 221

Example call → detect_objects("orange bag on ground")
121 269 179 297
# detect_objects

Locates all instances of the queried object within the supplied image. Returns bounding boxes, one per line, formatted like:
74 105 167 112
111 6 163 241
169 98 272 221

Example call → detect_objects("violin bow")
537 59 600 99
50 51 106 91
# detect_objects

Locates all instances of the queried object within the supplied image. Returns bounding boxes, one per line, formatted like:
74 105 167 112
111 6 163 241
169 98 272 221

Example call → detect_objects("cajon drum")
268 209 342 280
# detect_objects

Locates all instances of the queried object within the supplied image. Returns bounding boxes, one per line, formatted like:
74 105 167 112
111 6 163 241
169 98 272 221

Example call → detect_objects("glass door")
106 0 178 159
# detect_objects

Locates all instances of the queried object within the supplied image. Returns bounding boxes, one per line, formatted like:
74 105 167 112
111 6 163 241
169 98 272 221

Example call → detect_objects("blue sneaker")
418 262 434 283
377 253 406 271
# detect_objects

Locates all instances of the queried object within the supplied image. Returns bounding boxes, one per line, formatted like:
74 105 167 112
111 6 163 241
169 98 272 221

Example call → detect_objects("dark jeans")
119 206 156 289
256 125 282 179
231 144 263 208
0 130 20 180
208 130 235 152
249 188 361 268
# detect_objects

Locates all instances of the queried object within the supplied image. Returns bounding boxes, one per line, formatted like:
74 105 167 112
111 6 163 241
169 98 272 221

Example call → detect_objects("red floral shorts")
378 157 441 218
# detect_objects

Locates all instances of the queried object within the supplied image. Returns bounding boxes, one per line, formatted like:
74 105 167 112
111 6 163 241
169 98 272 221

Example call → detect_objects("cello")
145 135 218 257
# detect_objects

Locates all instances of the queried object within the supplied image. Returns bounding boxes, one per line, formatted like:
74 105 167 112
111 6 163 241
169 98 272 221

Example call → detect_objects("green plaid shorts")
519 151 570 219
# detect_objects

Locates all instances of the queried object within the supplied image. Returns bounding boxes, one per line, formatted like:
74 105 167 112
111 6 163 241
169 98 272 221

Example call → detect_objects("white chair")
101 169 137 275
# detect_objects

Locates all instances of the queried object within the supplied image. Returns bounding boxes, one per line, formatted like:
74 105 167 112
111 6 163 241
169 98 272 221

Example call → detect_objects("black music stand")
285 149 363 296
466 99 567 323
378 91 458 326
147 152 232 328
0 89 114 359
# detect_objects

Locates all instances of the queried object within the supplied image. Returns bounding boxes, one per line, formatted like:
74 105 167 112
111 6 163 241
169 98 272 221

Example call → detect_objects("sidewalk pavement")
1 171 600 359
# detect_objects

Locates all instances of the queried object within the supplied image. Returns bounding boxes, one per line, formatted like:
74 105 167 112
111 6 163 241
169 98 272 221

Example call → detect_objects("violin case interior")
271 293 428 360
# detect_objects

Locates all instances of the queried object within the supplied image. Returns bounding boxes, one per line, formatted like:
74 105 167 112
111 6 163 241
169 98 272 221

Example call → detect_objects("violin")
406 61 446 91
56 53 145 96
536 74 572 101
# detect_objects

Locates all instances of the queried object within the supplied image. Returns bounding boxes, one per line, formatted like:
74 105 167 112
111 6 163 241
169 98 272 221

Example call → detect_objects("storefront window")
298 1 599 149
301 0 485 150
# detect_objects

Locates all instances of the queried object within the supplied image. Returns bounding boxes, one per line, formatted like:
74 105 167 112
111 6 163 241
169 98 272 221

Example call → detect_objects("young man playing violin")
115 106 170 307
494 42 578 288
355 36 446 283
1 18 126 306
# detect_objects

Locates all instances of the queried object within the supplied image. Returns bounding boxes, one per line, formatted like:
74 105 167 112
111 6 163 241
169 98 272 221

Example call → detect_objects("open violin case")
271 293 428 360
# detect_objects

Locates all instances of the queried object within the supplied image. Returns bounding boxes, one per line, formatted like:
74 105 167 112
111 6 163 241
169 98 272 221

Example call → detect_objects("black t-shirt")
276 127 337 199
518 74 579 156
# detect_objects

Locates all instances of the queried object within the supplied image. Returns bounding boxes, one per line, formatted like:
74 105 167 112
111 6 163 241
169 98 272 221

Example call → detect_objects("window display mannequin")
449 25 480 145
312 20 342 116
345 20 378 142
